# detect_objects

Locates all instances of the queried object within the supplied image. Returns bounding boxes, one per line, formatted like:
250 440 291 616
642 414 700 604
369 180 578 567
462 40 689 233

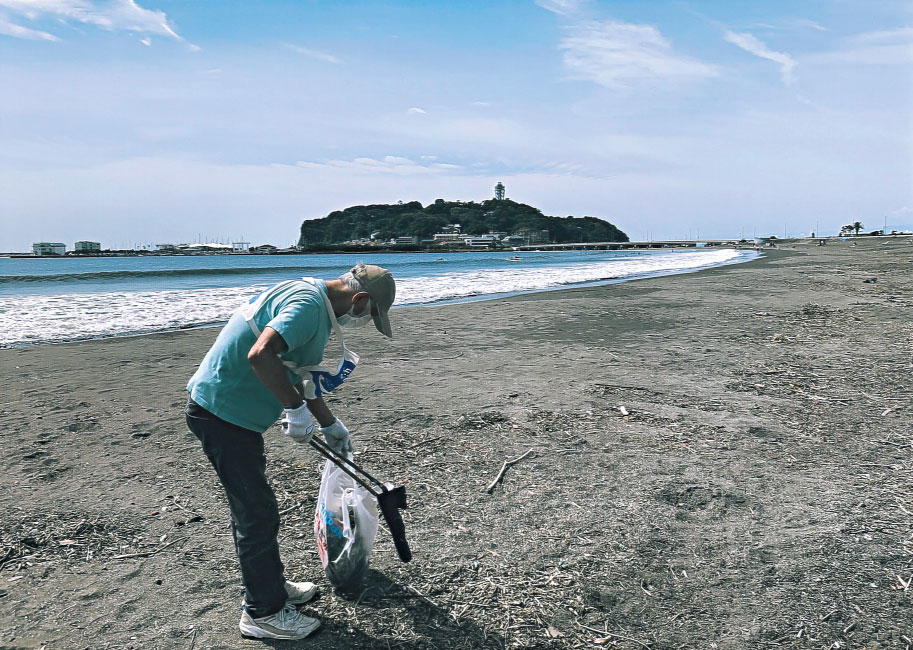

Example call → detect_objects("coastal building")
74 241 101 252
432 223 463 243
433 232 463 243
177 242 233 253
461 234 499 248
232 241 250 252
32 242 66 255
391 236 418 245
250 244 278 254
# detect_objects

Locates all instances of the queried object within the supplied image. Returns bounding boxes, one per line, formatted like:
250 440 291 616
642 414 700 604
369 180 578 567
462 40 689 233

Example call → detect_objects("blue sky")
1 0 911 250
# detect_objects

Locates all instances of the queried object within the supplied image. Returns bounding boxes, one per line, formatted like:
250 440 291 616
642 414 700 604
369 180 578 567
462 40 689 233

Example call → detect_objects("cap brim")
373 311 393 338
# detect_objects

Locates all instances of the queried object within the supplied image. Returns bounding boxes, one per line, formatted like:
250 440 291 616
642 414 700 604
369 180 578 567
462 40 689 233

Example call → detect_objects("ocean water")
0 248 756 347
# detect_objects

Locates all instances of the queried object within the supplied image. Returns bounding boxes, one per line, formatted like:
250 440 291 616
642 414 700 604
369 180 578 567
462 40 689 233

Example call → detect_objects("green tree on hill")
297 198 628 248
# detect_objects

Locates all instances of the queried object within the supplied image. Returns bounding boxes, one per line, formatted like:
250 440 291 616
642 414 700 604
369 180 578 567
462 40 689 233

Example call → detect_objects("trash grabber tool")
309 436 412 563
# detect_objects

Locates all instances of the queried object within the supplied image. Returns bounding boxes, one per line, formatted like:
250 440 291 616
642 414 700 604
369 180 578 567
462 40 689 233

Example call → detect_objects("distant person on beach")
185 263 395 640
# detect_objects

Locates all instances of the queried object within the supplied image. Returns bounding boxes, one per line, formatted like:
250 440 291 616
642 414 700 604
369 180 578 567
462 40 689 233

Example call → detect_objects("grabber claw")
377 485 411 563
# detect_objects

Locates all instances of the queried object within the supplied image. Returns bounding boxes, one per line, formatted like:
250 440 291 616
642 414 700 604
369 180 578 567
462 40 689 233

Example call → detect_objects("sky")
1 0 911 251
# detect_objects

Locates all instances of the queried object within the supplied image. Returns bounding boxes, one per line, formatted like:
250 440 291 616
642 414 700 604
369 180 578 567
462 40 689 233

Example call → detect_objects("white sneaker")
285 579 319 605
239 603 321 640
241 580 319 609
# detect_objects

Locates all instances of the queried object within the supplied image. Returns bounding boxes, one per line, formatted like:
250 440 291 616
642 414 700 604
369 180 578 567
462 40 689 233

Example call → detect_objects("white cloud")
295 155 460 175
0 0 185 42
381 155 414 165
0 12 58 40
724 30 797 85
753 18 828 33
558 20 719 90
406 107 426 115
282 43 342 64
849 27 913 44
805 27 913 65
100 0 179 37
535 0 583 17
790 19 827 32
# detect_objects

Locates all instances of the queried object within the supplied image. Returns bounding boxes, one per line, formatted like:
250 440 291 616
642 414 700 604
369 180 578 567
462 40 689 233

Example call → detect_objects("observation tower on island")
494 181 505 200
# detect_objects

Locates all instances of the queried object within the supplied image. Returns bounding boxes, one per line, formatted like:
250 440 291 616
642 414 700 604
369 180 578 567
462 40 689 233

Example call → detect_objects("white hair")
338 264 366 292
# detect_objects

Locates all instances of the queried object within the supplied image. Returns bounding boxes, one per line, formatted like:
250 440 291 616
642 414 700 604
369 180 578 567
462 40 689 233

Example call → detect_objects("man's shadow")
257 569 505 649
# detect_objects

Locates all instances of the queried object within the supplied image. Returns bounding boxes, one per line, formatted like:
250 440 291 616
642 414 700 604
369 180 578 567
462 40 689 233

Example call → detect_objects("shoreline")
1 248 759 349
2 237 910 648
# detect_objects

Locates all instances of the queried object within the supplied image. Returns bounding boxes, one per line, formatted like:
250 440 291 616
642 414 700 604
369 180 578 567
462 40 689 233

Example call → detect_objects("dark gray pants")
186 398 287 618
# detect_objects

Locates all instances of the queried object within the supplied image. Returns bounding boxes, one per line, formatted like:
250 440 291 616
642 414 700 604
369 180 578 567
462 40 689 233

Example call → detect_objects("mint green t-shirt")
187 279 332 433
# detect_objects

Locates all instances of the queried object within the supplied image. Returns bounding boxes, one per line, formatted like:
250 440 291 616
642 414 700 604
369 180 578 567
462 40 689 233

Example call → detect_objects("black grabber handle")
309 436 384 493
377 486 412 563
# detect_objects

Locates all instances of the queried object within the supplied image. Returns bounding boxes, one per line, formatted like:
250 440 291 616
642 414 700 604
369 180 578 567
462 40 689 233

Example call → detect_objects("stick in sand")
486 449 535 494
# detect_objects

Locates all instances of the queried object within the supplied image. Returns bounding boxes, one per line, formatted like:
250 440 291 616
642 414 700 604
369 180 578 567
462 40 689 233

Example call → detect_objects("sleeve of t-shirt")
266 297 321 351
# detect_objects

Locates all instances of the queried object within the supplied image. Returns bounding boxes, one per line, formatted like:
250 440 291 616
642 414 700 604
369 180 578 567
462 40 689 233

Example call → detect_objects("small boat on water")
505 256 523 261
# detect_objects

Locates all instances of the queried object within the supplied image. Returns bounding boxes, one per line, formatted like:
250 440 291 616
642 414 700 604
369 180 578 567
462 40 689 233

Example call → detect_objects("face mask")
337 299 372 328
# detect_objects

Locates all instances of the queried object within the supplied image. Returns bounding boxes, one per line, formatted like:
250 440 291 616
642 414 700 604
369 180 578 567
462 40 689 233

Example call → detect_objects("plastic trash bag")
314 454 379 593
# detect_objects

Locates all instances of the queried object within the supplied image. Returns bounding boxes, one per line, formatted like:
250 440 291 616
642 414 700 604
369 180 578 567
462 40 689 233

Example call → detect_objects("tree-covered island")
298 198 628 251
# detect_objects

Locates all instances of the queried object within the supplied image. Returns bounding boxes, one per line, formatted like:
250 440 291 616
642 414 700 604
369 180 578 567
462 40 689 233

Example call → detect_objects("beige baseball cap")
352 264 396 338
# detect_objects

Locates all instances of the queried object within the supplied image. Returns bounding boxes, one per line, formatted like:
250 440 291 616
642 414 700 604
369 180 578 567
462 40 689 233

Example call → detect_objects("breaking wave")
0 248 754 347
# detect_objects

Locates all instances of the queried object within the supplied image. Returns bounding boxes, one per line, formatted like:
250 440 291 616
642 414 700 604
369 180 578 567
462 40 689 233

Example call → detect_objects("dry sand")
1 237 911 649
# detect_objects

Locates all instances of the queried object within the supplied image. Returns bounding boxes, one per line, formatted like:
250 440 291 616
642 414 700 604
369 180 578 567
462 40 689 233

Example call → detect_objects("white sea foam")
0 286 266 348
395 248 742 304
0 248 747 346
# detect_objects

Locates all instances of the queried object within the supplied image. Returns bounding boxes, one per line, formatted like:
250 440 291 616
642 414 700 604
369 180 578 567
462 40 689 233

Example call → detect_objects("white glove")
320 418 351 455
282 403 317 444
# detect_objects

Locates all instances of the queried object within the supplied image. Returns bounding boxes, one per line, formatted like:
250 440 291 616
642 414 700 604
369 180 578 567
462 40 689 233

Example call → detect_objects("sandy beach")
1 237 911 649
